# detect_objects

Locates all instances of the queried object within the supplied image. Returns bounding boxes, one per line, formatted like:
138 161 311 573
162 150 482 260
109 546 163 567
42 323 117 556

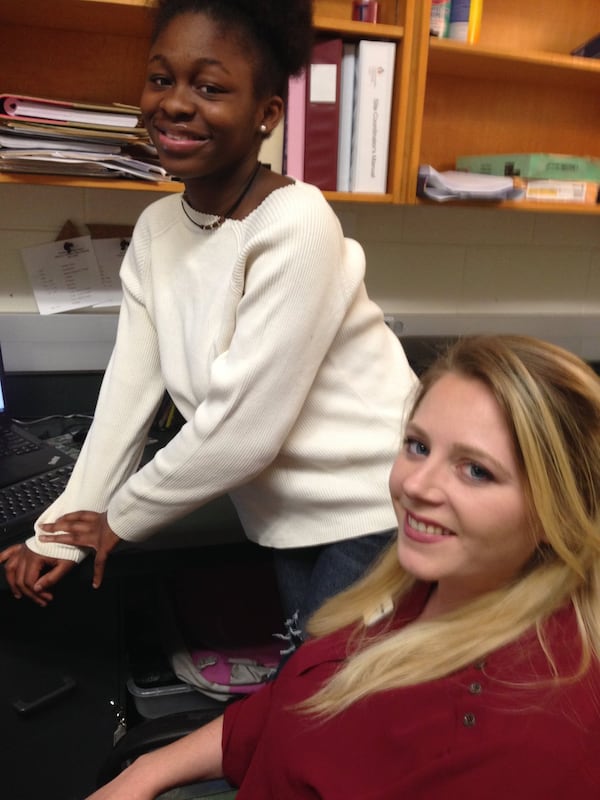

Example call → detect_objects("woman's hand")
0 543 77 606
39 510 121 590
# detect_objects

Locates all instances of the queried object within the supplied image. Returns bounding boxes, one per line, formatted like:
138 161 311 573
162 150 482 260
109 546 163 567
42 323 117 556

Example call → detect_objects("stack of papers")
417 165 524 202
0 131 120 154
0 93 169 183
0 148 169 182
1 94 140 129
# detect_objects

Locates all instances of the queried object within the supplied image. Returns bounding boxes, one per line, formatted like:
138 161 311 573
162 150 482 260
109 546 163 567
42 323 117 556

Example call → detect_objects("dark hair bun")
154 0 314 79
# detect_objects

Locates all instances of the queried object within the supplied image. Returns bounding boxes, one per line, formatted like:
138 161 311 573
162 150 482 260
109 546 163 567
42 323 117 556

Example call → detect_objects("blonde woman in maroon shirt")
85 334 600 799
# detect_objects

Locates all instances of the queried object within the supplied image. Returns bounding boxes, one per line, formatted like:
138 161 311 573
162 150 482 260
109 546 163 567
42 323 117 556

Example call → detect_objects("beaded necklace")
181 161 262 230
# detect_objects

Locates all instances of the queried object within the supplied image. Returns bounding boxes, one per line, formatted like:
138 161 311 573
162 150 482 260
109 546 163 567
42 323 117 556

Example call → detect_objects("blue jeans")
272 529 396 637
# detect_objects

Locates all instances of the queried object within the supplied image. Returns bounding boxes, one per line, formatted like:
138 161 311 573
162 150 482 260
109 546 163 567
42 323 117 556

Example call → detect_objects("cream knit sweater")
30 181 417 562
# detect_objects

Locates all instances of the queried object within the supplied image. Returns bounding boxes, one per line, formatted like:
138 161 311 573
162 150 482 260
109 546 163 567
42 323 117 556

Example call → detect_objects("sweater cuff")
26 533 88 564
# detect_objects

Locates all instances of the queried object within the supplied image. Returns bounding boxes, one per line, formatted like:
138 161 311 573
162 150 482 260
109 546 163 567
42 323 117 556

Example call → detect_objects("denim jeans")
272 528 396 637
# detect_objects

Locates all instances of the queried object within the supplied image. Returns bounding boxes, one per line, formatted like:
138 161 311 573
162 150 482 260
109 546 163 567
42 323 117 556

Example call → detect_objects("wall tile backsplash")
0 185 598 360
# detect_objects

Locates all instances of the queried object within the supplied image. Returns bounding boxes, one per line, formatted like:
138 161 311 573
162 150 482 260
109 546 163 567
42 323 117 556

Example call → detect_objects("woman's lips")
155 127 207 154
403 512 455 544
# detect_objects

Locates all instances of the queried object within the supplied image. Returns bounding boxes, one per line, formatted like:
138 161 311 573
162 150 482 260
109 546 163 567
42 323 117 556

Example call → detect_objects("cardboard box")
456 153 600 181
523 180 600 204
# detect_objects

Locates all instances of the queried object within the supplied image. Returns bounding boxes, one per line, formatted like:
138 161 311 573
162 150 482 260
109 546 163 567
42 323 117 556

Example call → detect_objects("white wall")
334 202 600 361
0 183 598 369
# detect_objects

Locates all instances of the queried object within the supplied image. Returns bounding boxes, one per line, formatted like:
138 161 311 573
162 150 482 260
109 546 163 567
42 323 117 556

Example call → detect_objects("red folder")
303 38 343 191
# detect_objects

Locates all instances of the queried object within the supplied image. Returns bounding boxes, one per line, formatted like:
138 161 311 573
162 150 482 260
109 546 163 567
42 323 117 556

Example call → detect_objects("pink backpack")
161 554 284 702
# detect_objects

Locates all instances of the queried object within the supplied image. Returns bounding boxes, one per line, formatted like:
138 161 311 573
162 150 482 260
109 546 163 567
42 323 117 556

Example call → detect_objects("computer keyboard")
0 464 73 546
0 427 41 457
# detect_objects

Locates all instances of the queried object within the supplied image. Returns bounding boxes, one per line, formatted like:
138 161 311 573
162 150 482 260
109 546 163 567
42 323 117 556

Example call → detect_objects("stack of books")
0 93 170 182
281 37 396 195
456 153 600 205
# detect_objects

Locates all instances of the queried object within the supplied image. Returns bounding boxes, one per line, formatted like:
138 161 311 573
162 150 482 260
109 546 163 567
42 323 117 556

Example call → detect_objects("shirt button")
469 682 482 694
463 712 476 727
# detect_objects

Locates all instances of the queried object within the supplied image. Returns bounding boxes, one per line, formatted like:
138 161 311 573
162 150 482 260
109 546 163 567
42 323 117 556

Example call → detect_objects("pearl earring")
260 124 267 133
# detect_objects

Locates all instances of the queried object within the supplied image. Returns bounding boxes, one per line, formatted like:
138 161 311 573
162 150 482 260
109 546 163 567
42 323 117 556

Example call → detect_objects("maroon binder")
303 38 343 191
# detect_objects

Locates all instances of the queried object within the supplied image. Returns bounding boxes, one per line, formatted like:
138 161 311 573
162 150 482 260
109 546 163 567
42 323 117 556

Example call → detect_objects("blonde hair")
303 335 600 716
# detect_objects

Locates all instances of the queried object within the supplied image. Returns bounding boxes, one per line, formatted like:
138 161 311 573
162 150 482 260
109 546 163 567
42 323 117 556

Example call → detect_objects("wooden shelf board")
428 39 600 89
314 16 403 41
324 191 394 204
0 173 396 205
416 196 600 215
0 172 181 193
81 0 153 6
502 200 600 215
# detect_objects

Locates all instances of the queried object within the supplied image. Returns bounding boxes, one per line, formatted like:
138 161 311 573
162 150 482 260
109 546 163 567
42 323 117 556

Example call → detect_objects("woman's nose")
401 460 445 504
159 85 195 118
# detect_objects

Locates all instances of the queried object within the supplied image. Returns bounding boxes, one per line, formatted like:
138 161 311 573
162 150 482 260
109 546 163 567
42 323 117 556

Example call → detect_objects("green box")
456 153 600 181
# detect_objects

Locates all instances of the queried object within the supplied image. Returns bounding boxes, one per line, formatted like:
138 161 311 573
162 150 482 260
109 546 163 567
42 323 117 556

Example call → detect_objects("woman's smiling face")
140 11 266 181
390 372 542 610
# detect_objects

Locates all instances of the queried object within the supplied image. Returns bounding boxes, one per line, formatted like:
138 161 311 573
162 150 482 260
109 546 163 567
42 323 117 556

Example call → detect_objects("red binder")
303 38 343 191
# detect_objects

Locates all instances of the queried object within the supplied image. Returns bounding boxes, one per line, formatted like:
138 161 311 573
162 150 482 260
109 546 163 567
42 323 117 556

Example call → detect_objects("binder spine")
303 38 343 192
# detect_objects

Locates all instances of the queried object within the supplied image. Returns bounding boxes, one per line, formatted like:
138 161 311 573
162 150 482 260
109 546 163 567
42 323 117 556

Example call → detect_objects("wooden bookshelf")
2 0 599 212
405 0 600 213
0 0 413 203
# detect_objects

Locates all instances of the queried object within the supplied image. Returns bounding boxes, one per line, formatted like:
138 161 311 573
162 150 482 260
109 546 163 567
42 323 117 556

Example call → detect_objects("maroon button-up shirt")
222 584 600 798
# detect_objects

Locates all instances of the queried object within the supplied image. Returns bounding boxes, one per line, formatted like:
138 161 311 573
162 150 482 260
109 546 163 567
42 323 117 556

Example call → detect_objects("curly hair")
152 0 313 98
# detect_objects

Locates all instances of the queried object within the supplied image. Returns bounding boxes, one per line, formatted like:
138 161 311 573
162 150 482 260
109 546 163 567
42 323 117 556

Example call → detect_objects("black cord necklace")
181 161 262 231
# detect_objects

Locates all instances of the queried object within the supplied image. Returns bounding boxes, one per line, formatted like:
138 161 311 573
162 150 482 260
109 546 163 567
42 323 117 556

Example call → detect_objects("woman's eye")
465 462 493 482
198 84 224 96
149 74 171 87
404 437 428 457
